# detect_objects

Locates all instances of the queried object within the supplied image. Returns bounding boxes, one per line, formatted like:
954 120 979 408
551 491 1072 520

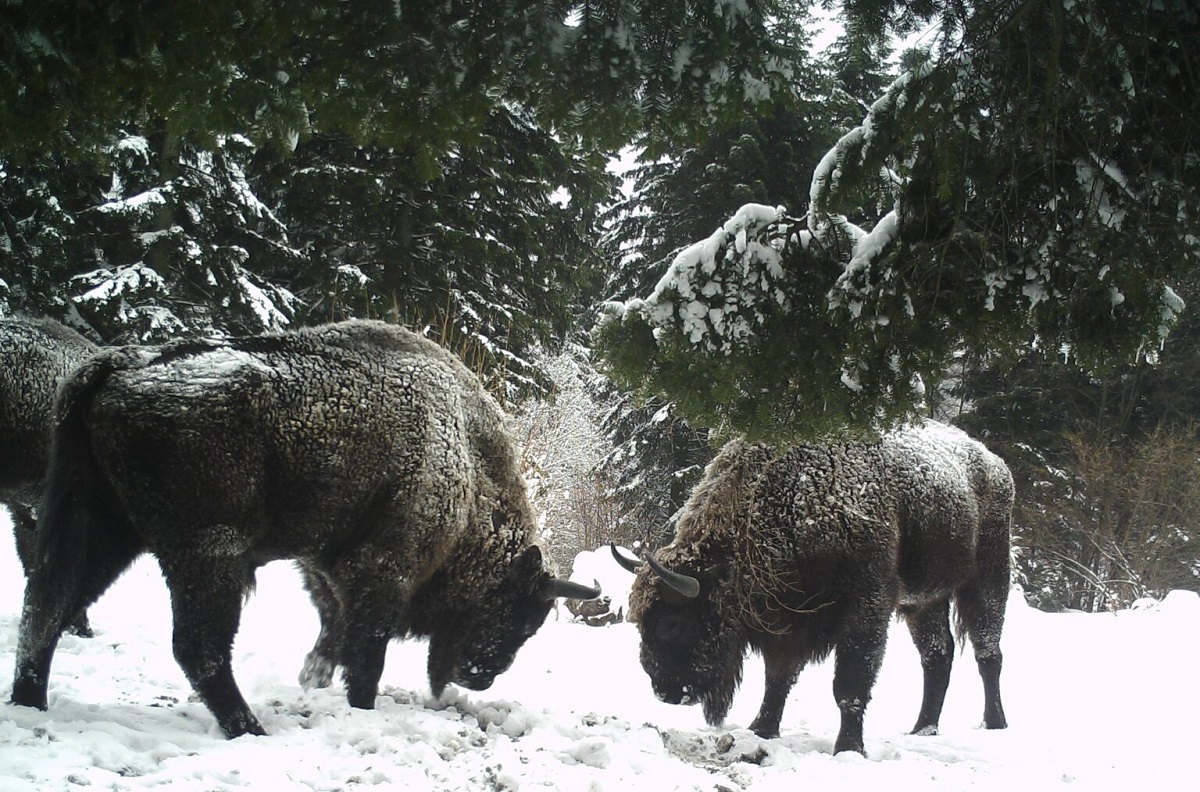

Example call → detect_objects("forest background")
2 0 1197 612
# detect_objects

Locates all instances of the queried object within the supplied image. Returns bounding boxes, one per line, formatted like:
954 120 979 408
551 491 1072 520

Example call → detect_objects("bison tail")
13 349 146 707
40 347 147 591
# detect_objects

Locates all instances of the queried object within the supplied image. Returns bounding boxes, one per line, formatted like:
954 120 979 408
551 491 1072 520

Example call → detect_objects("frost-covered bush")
511 346 621 573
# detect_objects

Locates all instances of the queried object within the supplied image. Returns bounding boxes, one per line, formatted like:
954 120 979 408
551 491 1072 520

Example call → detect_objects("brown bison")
613 421 1012 755
0 317 98 635
11 320 599 737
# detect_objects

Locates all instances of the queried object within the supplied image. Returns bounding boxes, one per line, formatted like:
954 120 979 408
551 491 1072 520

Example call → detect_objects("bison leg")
901 600 954 735
11 503 94 638
298 566 342 690
341 630 389 710
63 609 93 638
12 513 142 710
10 501 38 575
955 518 1009 731
160 556 264 738
748 640 803 738
336 574 397 709
7 504 65 688
955 581 1008 730
830 617 888 755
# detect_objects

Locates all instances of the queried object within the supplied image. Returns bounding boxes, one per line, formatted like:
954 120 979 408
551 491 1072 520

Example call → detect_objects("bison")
0 317 98 635
612 421 1012 755
10 319 599 737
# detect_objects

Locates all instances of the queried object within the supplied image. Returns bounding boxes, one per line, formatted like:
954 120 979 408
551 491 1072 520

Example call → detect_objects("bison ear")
513 545 544 577
704 559 732 581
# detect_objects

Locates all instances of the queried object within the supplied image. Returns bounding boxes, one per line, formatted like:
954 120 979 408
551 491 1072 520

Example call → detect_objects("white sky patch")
549 186 571 207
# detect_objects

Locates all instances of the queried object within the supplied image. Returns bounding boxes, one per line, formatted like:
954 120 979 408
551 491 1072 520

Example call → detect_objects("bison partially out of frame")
0 317 98 636
613 421 1012 755
11 320 599 737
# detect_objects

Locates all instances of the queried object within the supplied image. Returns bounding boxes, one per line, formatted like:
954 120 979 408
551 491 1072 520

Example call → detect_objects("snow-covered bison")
0 317 98 635
613 421 1012 755
10 320 599 738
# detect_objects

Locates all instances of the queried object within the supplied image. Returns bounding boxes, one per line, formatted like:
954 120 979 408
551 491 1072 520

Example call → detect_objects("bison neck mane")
668 440 889 637
644 440 788 634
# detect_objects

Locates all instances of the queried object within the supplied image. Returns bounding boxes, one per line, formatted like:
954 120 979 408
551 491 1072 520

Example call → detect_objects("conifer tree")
594 6 889 533
3 1 799 387
597 0 1200 442
1 132 300 341
0 1 797 161
250 108 615 396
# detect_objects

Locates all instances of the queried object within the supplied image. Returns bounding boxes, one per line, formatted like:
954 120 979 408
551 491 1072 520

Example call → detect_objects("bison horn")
646 555 701 599
610 543 643 574
544 577 602 601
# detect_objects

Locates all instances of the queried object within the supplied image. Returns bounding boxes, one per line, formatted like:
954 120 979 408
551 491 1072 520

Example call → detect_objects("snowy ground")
1 514 1197 792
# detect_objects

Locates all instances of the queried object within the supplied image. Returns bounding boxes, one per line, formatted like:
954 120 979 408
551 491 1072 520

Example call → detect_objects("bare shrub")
1015 426 1200 611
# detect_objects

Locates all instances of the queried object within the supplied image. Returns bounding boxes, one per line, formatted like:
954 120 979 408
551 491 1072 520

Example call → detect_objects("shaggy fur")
11 320 595 737
0 317 97 635
626 421 1012 755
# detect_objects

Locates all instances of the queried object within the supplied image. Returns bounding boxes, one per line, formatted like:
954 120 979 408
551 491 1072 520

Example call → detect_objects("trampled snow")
1 516 1197 791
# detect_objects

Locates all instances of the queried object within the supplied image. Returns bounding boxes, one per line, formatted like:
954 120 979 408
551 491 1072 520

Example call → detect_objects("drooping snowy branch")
595 0 1197 441
600 203 805 355
809 61 934 230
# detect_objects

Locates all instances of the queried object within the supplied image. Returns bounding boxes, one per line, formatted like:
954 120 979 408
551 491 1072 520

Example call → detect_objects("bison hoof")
10 674 49 711
298 653 336 690
748 720 780 739
833 739 866 756
346 687 378 710
66 617 94 639
220 712 267 739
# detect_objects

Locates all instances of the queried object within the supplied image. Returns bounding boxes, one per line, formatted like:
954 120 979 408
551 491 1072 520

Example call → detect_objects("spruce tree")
250 108 615 397
596 0 1200 442
0 1 798 161
593 6 890 532
1 132 300 341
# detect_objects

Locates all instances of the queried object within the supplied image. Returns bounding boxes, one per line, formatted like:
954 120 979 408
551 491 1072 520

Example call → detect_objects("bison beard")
618 422 1012 756
10 320 600 737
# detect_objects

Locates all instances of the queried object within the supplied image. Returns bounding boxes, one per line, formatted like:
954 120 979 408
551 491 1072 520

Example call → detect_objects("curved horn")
610 543 643 574
545 577 602 601
646 555 701 599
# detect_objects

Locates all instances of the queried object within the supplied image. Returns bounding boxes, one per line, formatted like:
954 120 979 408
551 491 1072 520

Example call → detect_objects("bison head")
426 544 601 695
616 543 746 726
